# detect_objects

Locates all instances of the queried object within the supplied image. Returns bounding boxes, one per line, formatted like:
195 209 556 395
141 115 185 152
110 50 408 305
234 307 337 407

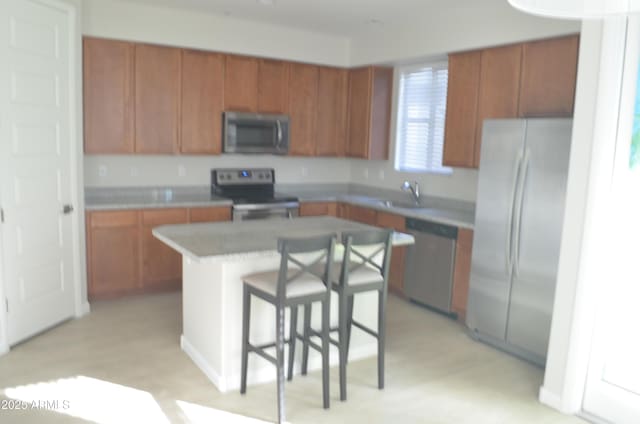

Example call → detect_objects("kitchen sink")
377 200 426 210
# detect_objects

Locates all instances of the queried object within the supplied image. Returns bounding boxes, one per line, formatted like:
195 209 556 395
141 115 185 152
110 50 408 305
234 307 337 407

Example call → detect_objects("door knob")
63 204 74 214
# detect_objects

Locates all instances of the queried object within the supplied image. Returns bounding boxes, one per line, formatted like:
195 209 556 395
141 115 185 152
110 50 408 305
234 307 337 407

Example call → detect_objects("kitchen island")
153 216 414 392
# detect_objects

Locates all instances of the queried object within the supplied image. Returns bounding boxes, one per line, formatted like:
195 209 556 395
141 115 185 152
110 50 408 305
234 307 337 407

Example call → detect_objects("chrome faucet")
401 181 420 205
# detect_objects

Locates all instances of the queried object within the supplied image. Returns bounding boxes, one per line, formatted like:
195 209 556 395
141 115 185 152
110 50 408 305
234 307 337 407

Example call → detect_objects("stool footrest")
352 320 378 338
248 343 277 366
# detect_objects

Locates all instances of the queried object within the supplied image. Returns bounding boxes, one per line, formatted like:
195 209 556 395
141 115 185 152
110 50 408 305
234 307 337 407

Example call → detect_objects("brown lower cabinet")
86 206 231 300
299 202 338 217
451 228 474 322
375 211 407 296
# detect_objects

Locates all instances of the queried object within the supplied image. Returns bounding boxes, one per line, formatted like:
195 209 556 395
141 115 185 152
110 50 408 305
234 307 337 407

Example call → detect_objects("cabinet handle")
63 204 74 214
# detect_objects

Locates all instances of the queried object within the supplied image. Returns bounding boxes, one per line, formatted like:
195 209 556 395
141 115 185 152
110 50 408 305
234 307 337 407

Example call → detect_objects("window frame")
394 61 452 175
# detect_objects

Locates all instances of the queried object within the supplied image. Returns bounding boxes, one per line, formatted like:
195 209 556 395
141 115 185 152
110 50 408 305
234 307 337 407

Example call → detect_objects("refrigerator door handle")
506 152 524 274
513 149 531 277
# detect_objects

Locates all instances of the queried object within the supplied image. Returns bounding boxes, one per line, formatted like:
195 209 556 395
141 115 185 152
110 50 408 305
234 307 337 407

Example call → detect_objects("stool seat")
314 262 384 287
243 269 327 298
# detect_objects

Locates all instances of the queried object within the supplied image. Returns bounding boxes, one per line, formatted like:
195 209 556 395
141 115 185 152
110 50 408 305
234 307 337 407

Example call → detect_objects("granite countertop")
84 186 232 210
85 183 475 229
153 216 415 263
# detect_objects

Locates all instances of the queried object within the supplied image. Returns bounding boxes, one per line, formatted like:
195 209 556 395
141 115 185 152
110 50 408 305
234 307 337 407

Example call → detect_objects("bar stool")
240 234 336 424
302 229 393 401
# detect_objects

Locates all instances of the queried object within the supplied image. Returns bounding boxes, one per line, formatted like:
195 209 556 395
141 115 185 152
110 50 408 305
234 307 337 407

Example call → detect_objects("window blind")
395 63 452 174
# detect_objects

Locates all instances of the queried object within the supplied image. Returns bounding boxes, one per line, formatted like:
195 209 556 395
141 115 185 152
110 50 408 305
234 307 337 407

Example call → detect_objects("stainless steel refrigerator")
466 118 572 366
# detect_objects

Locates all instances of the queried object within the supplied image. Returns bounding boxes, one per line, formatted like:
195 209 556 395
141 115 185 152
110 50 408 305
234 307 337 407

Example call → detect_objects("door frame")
0 0 87 355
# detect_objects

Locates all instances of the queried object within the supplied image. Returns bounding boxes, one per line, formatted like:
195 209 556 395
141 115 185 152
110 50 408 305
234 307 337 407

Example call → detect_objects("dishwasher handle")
405 218 458 239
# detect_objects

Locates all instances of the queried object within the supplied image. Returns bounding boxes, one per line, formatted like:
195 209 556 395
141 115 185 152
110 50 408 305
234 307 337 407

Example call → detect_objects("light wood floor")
0 292 585 424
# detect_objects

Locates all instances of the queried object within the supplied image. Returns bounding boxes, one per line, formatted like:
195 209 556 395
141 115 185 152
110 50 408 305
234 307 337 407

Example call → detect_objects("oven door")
233 203 299 221
224 112 289 155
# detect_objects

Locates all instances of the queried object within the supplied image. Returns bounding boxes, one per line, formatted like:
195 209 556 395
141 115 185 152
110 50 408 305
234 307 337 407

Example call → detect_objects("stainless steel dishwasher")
404 218 458 314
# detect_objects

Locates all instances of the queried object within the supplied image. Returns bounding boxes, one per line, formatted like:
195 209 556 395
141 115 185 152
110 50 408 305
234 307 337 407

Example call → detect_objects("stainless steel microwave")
223 112 289 155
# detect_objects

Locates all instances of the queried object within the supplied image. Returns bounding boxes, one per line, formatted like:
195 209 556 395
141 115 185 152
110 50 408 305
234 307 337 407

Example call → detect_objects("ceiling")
115 0 485 37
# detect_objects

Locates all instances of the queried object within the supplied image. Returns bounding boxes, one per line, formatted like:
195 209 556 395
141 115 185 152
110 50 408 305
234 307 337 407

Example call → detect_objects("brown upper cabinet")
443 51 482 168
347 66 393 160
316 67 348 156
288 63 319 156
134 44 181 154
180 50 225 154
257 59 289 114
474 44 522 166
83 37 134 154
518 35 579 117
443 34 579 169
224 55 259 112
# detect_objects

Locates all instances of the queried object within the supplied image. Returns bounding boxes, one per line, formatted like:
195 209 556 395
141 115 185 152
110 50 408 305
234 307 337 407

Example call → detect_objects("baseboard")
181 335 227 392
76 301 91 317
539 386 575 414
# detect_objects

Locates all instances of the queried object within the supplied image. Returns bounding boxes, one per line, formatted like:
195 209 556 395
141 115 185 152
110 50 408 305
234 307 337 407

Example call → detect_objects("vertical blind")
395 62 452 174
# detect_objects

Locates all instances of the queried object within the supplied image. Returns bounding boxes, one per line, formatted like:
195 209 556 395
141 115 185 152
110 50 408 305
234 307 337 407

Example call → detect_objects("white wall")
82 0 350 66
84 155 351 187
349 1 580 66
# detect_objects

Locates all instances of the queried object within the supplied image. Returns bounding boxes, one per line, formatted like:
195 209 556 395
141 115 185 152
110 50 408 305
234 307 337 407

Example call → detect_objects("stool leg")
301 303 311 376
287 306 298 381
338 290 348 401
240 285 251 394
346 294 354 360
321 296 330 409
378 289 386 390
276 305 286 423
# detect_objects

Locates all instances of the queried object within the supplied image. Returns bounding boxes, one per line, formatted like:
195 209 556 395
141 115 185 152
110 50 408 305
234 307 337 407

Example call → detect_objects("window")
395 62 451 174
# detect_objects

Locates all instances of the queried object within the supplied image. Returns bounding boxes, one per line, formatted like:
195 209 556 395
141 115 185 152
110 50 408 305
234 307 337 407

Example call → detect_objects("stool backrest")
339 229 393 288
276 234 337 301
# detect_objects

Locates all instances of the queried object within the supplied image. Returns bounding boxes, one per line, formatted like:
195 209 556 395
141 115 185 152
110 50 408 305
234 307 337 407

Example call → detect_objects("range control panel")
212 168 275 186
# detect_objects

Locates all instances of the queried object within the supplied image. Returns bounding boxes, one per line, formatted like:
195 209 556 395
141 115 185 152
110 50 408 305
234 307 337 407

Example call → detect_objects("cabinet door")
376 212 407 295
189 206 232 223
86 211 139 300
316 67 348 156
369 67 393 160
347 67 372 158
224 55 258 112
443 51 482 168
347 205 377 225
474 44 522 167
518 35 579 117
140 209 188 290
83 37 134 154
258 59 289 114
135 44 181 154
288 63 318 156
181 50 224 154
452 228 474 321
299 202 338 217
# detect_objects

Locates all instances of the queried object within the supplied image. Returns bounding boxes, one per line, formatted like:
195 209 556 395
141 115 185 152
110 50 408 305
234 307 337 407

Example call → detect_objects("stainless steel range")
211 168 299 221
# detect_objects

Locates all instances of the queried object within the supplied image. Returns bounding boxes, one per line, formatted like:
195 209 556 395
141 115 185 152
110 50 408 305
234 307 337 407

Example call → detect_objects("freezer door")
506 118 572 360
467 119 525 340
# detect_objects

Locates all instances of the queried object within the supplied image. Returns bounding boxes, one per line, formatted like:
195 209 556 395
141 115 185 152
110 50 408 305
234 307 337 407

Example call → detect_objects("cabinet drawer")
89 210 138 228
300 202 337 217
141 208 188 226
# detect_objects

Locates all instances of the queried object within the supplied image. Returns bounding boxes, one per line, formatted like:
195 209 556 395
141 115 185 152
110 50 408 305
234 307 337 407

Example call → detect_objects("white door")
0 0 77 345
582 16 640 423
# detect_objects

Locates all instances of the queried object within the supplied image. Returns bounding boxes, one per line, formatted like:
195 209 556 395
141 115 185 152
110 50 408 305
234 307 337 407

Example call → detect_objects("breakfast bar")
153 216 414 392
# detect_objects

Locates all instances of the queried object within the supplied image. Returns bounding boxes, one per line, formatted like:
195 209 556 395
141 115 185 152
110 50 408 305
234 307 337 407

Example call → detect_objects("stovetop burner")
211 168 299 206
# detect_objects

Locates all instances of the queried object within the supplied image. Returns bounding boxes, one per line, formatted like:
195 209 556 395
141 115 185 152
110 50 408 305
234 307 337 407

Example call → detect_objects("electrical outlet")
130 167 138 177
363 168 369 179
301 167 308 177
98 165 107 177
378 170 385 180
178 165 186 177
